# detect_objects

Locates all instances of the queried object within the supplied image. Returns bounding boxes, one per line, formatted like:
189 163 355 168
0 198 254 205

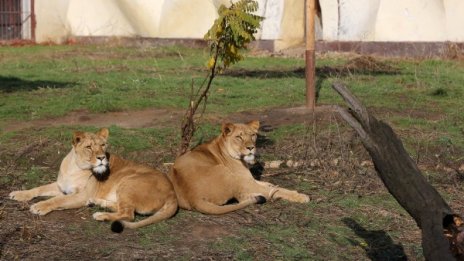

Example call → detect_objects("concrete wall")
34 0 464 48
35 0 230 42
374 0 447 41
320 0 464 42
35 0 70 43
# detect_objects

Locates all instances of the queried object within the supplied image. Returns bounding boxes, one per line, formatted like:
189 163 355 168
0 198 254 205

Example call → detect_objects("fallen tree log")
331 82 464 260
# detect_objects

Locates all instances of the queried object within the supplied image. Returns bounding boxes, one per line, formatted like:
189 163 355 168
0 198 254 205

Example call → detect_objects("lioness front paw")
9 191 33 202
30 202 52 215
295 193 310 203
93 212 110 221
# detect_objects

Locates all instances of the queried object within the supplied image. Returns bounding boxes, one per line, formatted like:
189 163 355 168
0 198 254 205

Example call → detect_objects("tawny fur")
168 120 309 215
9 128 177 230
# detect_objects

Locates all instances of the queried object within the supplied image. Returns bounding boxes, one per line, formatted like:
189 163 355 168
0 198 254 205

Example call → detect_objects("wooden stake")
305 0 316 109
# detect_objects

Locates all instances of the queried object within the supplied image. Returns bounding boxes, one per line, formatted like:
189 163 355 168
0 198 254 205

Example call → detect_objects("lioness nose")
96 155 106 160
246 146 254 151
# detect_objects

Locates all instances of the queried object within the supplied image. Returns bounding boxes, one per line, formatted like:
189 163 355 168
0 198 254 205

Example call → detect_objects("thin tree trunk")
331 82 463 260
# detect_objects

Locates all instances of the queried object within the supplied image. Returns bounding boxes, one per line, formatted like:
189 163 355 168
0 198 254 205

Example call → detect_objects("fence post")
305 0 316 109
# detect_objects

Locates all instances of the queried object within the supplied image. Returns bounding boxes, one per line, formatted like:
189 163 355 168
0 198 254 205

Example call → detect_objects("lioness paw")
296 194 310 203
30 202 52 215
9 191 33 202
93 212 109 221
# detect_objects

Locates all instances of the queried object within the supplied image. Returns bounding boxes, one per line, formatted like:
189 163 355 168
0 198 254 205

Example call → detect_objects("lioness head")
72 128 110 180
221 120 259 164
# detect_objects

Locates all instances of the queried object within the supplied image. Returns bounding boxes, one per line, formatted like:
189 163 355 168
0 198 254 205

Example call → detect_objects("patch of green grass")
1 45 463 152
265 123 309 141
0 45 305 122
206 192 412 260
0 131 16 143
0 174 13 187
211 236 254 260
21 166 51 188
82 220 109 237
137 221 173 248
106 126 154 152
249 225 312 260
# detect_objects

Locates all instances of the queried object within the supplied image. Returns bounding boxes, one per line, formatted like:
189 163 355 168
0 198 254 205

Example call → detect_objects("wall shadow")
223 67 305 79
223 56 400 102
342 217 407 261
0 76 75 93
223 57 400 80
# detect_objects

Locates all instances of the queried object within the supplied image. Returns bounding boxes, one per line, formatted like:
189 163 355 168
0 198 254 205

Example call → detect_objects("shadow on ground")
0 76 74 92
224 56 400 79
223 56 400 101
342 217 407 261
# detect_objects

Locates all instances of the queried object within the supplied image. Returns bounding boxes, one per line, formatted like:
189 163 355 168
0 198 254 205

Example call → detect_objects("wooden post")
305 0 316 109
31 0 36 41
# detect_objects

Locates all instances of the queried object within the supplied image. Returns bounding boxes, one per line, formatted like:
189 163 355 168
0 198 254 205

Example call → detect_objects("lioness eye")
236 136 243 141
86 145 92 149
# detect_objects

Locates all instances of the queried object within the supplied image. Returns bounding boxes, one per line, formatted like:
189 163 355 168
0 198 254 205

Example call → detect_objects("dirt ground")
1 105 463 260
2 104 337 132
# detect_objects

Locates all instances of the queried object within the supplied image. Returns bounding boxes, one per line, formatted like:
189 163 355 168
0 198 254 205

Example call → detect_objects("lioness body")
9 150 90 202
168 121 309 215
10 129 177 231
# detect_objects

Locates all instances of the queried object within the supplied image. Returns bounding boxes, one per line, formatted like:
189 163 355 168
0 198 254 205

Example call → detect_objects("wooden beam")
305 0 316 109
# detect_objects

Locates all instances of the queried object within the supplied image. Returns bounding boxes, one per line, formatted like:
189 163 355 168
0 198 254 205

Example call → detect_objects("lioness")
168 120 309 214
9 128 177 232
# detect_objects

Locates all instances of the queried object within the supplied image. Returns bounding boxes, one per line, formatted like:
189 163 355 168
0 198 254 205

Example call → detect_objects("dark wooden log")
332 82 463 260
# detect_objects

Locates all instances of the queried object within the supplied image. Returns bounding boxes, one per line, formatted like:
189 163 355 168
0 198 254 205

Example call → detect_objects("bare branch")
332 82 460 260
332 82 370 130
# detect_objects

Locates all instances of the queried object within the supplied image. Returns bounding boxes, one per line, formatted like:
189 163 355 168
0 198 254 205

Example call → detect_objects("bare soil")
1 106 463 260
2 108 184 132
2 105 339 133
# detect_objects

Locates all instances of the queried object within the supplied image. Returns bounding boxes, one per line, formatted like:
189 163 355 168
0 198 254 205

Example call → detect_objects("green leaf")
204 0 264 71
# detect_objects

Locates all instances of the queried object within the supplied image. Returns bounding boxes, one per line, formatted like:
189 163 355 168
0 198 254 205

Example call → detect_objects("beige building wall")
320 0 464 42
34 0 464 48
374 0 447 41
66 0 136 37
35 0 70 43
444 0 464 41
157 0 225 38
112 0 163 37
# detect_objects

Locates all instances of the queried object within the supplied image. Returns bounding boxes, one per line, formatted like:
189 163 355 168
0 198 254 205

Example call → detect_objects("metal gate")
0 0 34 41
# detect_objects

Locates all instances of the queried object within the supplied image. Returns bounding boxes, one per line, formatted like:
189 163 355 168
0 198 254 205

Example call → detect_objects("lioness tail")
110 200 177 233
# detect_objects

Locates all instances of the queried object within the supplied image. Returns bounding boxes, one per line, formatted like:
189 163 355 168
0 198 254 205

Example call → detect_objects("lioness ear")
97 128 109 139
221 123 235 136
247 120 260 132
72 131 85 146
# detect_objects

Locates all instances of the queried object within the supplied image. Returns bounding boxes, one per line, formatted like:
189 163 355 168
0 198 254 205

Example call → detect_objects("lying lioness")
168 120 309 214
9 128 177 232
